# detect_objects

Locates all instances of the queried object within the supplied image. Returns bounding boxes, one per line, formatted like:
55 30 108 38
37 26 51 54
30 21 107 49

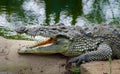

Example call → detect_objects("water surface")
0 0 120 39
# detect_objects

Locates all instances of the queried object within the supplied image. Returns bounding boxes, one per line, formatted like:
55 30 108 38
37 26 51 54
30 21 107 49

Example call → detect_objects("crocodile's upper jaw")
18 35 72 54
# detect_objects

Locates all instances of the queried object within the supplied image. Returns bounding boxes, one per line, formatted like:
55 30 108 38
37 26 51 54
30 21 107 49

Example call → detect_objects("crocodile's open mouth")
18 35 71 54
31 36 57 48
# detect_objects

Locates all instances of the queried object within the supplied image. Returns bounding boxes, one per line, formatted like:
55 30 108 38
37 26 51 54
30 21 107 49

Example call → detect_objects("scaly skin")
15 23 83 38
15 23 120 65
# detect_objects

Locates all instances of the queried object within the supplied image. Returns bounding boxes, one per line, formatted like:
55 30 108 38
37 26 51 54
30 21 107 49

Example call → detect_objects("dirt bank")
0 36 120 74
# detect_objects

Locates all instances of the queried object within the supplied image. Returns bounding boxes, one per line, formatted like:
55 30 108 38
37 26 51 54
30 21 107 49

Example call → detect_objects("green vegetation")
0 26 33 40
84 0 105 24
70 67 81 74
109 56 112 74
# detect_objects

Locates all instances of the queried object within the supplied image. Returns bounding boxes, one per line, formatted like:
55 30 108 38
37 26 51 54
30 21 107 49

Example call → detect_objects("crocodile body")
15 23 120 65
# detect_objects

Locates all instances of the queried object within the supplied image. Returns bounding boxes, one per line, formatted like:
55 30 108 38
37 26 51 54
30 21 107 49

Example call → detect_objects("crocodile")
15 23 120 65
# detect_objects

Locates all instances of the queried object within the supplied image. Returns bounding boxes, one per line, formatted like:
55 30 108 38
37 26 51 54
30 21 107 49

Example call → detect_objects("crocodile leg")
68 43 112 65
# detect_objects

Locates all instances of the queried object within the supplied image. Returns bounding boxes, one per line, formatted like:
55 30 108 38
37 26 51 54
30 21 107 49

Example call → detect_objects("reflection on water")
0 0 120 39
22 0 46 25
0 0 24 16
0 0 120 27
44 0 82 25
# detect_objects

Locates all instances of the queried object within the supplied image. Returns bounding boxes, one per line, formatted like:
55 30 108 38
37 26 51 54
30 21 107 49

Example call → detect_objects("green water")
44 0 82 25
0 0 120 39
0 0 24 17
0 0 120 25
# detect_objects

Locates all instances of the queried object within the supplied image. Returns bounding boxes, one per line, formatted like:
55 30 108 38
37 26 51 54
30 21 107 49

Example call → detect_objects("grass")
109 56 112 74
69 56 112 74
0 26 33 40
70 67 81 74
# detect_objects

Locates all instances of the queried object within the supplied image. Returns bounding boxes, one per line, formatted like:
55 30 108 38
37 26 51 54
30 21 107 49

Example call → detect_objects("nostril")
18 46 29 53
18 48 21 51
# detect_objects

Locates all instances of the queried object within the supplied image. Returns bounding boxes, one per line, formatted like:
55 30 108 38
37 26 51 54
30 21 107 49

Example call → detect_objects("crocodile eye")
84 27 89 31
39 29 44 31
51 28 57 30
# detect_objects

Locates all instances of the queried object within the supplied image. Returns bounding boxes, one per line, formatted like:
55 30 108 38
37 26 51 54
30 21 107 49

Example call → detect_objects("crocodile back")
83 25 120 58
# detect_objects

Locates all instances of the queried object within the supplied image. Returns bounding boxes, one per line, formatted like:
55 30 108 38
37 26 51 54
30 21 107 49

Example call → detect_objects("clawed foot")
67 55 86 66
65 56 85 72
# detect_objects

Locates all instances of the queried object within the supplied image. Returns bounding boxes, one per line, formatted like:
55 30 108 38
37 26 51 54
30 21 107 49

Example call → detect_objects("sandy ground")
0 36 120 74
0 37 67 74
80 60 120 74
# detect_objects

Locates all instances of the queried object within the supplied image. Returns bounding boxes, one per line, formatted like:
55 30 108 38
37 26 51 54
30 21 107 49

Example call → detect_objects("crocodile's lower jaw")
18 46 60 54
18 37 56 53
